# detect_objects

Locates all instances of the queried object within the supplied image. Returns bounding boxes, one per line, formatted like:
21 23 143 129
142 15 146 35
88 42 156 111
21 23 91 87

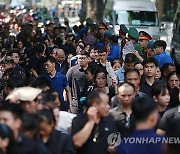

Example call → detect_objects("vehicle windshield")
115 10 159 26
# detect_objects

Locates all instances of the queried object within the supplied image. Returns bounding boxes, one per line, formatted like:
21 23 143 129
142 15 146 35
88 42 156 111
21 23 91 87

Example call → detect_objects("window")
115 10 159 26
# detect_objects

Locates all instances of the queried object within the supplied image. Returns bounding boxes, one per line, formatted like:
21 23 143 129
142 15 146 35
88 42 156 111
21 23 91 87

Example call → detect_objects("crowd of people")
0 7 179 154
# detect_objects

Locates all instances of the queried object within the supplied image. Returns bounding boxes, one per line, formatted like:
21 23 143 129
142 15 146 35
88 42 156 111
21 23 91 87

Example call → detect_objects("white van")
104 0 160 39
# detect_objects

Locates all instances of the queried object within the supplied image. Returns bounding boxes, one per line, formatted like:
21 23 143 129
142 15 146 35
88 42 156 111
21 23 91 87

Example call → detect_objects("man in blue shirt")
115 53 136 83
43 56 72 106
116 96 164 154
154 40 173 67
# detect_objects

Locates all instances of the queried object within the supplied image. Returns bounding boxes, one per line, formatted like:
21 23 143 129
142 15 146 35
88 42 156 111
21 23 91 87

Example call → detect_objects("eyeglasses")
78 57 87 60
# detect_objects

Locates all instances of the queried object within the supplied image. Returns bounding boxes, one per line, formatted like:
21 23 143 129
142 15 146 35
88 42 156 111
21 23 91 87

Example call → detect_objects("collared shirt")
154 51 173 67
109 105 133 137
72 113 116 154
116 129 164 154
42 72 68 101
110 91 147 109
115 67 125 83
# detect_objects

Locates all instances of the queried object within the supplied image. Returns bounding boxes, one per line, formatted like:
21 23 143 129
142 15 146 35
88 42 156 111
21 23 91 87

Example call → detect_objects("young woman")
134 62 144 77
38 109 75 154
152 84 170 117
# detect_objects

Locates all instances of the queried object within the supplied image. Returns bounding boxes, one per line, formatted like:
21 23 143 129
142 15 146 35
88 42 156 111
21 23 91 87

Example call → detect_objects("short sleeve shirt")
71 113 117 154
158 105 180 131
42 72 68 101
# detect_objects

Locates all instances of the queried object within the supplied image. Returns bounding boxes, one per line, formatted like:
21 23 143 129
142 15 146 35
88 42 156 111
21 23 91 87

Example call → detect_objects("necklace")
93 125 99 142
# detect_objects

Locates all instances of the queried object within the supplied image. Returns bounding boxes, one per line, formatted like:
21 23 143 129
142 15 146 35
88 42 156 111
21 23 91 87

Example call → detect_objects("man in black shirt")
140 57 163 95
71 91 116 154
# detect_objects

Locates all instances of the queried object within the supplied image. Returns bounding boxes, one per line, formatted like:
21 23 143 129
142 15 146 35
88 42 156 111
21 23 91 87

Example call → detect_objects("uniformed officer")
98 22 108 36
139 31 152 58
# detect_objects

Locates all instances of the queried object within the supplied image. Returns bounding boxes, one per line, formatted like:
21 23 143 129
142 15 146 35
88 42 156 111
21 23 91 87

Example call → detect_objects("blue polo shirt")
154 51 173 67
42 72 68 101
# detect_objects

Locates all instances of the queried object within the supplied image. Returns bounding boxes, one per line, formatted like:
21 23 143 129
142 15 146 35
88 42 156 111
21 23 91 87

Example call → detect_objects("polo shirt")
116 129 164 154
154 51 173 67
158 105 180 132
110 91 147 109
115 67 125 83
109 105 134 137
42 72 68 101
71 113 116 154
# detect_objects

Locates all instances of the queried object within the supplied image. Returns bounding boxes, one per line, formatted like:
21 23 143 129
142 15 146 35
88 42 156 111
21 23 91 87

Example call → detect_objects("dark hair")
124 69 140 79
73 25 79 32
45 47 54 57
35 44 45 54
31 76 52 90
77 44 84 50
86 91 102 108
6 75 26 89
132 96 157 122
94 67 108 79
38 109 55 124
0 124 18 154
97 46 107 53
8 50 19 57
111 35 119 43
154 40 167 50
125 53 136 63
142 57 158 67
37 90 57 105
44 56 56 64
0 101 24 120
90 46 99 51
118 82 136 92
84 65 96 76
167 71 178 83
134 62 143 67
151 83 168 97
21 113 38 132
160 63 175 77
79 50 90 57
